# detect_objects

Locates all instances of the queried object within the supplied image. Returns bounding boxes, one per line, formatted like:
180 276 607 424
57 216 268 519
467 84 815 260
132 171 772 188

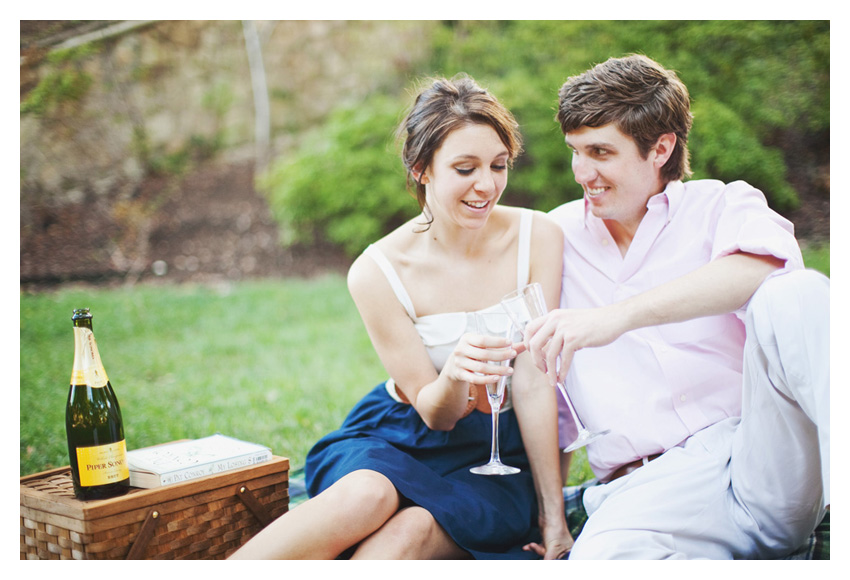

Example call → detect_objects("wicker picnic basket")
20 455 289 560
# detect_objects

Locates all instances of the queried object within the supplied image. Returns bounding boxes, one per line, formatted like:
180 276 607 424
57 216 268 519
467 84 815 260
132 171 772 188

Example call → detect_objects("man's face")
565 124 668 236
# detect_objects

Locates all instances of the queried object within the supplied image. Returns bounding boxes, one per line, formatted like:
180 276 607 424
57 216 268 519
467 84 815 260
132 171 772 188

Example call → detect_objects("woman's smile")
421 123 509 229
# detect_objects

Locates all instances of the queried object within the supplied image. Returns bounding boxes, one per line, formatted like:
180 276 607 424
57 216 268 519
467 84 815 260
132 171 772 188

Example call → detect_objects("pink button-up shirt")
549 179 804 481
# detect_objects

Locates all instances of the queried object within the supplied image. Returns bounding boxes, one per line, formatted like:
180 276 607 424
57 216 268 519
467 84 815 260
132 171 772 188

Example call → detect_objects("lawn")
20 276 383 477
19 244 829 485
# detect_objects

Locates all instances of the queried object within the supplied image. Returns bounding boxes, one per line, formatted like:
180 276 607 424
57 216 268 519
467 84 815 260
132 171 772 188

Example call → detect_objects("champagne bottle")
66 308 130 500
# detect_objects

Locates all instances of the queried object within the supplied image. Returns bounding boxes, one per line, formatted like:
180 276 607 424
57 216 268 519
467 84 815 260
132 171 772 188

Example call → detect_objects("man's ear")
652 133 677 169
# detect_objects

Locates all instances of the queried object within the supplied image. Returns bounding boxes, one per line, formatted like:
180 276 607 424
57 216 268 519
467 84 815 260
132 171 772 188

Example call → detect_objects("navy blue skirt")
305 383 541 559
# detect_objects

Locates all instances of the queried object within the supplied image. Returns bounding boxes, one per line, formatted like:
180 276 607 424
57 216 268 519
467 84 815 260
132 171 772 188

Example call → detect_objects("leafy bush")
689 99 798 210
259 95 417 256
261 21 828 256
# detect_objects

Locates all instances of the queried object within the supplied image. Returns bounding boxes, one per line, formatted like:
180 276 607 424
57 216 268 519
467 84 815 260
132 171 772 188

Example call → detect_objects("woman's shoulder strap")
516 208 533 289
363 244 417 319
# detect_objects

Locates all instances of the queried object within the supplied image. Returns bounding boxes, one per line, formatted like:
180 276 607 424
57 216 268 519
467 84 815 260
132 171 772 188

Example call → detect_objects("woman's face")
420 123 509 231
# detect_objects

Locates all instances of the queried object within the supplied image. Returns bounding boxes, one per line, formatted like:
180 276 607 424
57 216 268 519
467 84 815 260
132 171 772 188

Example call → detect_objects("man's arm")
525 252 785 385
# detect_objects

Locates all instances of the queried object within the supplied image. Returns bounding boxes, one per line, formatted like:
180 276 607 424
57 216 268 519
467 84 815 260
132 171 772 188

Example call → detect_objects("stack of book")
127 434 272 489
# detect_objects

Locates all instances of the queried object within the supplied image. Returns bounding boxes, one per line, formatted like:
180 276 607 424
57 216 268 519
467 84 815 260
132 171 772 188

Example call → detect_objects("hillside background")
20 21 829 290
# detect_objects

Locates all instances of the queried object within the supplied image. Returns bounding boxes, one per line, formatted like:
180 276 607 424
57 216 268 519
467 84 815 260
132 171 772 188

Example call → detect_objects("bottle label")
70 327 109 388
76 440 129 487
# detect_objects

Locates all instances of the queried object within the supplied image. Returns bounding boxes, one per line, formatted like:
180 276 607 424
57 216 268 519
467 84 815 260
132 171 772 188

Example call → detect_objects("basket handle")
237 485 272 527
123 487 272 560
126 509 160 559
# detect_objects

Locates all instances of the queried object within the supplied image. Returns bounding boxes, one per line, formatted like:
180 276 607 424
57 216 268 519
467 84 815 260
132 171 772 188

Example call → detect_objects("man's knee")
746 268 829 397
747 270 829 341
749 269 829 318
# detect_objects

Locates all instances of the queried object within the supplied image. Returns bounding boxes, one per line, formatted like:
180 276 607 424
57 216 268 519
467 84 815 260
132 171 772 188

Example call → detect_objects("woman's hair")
556 54 693 183
397 74 522 224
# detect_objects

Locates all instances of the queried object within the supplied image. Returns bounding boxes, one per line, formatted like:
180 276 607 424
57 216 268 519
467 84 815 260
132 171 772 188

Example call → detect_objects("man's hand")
524 253 785 386
524 305 627 386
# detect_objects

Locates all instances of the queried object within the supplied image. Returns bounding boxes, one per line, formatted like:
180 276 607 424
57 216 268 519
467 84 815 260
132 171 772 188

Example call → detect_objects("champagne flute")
469 311 521 475
501 283 610 452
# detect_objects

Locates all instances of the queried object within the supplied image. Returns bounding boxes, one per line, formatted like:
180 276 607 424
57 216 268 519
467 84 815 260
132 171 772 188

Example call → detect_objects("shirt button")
601 239 609 246
680 394 687 402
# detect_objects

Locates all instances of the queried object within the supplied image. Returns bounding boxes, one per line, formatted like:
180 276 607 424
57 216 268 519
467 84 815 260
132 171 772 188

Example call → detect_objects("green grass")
20 275 383 478
801 241 830 277
19 274 594 486
19 242 828 486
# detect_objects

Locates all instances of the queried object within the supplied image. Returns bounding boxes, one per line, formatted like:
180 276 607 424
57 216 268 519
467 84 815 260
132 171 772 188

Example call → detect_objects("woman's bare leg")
352 505 470 560
229 470 401 559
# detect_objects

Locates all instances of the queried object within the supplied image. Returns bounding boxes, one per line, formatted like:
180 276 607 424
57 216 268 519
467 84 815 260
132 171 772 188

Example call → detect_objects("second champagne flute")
500 283 610 452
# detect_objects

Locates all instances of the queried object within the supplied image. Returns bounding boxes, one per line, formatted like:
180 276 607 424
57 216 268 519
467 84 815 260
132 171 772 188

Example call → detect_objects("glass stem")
556 381 588 432
488 401 501 463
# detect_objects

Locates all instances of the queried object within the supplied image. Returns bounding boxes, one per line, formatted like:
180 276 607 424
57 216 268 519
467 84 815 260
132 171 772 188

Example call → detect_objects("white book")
127 434 272 489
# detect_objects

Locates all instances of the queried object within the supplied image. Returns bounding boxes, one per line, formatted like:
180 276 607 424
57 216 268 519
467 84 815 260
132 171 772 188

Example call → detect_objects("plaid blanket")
288 469 829 559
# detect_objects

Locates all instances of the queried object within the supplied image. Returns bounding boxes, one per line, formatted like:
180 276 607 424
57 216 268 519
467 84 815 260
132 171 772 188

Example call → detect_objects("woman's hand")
416 331 516 431
522 517 574 560
441 332 516 386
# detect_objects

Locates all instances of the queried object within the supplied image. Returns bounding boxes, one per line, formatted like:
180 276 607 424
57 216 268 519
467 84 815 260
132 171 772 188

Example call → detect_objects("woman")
230 75 570 559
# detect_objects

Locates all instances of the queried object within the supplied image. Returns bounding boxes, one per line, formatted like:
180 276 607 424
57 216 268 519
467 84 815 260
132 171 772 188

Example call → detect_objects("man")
525 54 829 559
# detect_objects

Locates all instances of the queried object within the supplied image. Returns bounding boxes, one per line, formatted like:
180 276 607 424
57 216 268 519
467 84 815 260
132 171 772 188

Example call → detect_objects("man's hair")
556 54 693 183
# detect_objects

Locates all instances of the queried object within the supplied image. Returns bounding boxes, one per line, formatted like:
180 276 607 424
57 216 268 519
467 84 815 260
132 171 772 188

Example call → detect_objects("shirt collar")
661 180 684 220
582 180 684 229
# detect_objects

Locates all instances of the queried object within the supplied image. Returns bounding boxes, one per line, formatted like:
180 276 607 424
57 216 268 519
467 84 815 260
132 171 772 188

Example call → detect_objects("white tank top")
364 208 533 377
